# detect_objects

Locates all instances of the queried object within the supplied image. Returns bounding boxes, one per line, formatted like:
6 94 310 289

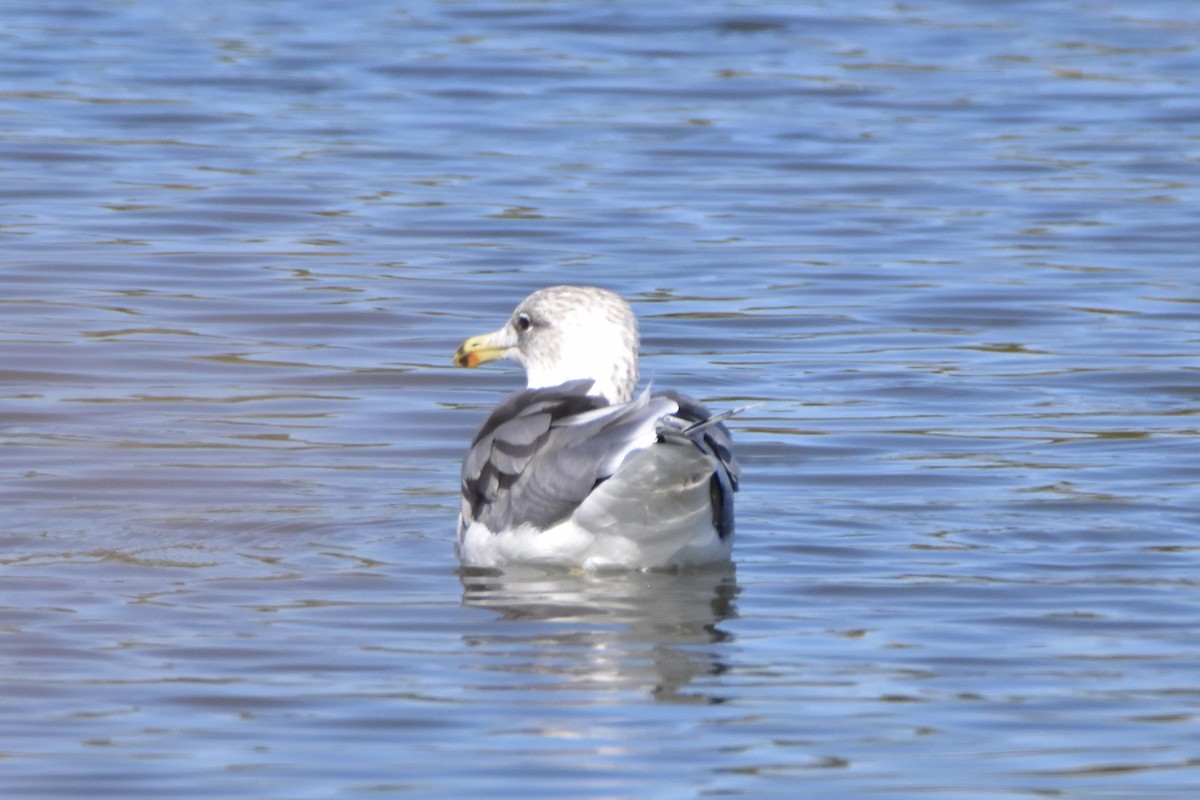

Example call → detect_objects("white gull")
453 285 740 570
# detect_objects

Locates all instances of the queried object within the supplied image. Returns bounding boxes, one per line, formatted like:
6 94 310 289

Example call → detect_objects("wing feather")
459 382 742 543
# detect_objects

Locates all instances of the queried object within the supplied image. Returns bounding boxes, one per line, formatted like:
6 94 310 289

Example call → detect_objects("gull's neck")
524 351 637 405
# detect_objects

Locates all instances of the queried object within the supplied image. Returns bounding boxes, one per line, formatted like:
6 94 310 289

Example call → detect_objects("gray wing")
656 390 741 489
652 390 740 540
460 381 680 535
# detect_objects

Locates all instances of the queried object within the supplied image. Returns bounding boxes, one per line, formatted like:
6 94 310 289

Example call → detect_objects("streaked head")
453 285 639 404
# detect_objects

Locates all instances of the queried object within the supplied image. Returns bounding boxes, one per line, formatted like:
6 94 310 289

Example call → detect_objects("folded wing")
459 380 741 545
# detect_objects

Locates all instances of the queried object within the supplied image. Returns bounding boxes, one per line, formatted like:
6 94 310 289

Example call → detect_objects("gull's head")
453 285 639 404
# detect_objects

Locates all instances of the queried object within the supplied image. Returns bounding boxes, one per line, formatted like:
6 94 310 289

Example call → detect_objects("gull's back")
457 379 740 569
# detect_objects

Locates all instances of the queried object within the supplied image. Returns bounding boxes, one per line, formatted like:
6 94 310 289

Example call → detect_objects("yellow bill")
453 331 509 368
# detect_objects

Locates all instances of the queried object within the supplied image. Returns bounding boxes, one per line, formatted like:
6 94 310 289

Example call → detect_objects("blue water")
2 1 1198 797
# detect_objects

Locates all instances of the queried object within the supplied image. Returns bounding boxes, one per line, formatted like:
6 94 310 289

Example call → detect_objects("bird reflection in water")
460 566 739 705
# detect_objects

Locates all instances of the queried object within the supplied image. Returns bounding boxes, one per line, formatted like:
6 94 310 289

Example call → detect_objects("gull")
453 285 740 570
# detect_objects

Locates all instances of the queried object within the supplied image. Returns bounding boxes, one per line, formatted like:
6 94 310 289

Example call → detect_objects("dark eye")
515 313 532 332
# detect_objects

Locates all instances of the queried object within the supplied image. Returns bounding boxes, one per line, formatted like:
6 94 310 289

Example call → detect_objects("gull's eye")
515 313 533 333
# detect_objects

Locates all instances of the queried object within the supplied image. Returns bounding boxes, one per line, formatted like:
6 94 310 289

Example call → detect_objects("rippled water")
3 1 1198 797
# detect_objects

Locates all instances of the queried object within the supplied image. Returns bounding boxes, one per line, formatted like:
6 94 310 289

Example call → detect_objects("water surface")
2 1 1198 797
